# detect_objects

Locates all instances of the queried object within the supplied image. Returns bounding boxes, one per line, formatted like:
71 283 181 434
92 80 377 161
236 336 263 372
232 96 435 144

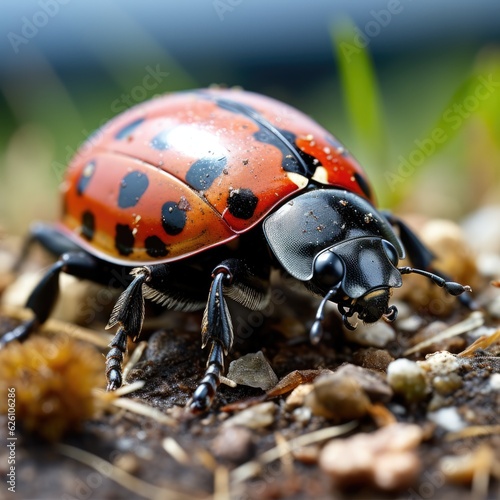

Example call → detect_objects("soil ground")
0 229 499 500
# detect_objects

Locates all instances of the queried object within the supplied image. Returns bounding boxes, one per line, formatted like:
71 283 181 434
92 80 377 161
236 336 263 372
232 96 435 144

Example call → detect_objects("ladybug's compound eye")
312 250 344 291
382 240 399 267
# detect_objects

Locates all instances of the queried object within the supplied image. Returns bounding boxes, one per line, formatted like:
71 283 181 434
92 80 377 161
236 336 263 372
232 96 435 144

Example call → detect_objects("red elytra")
60 88 373 265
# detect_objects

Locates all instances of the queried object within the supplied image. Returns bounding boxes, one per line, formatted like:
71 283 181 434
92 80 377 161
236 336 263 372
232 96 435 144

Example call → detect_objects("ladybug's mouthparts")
310 287 363 343
310 288 399 344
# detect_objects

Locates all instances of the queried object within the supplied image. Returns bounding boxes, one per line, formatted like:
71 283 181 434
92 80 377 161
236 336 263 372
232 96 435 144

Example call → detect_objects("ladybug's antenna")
398 266 472 296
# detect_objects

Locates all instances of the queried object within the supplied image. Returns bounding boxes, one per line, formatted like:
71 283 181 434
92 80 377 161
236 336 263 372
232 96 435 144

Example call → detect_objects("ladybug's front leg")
188 257 271 413
188 266 233 413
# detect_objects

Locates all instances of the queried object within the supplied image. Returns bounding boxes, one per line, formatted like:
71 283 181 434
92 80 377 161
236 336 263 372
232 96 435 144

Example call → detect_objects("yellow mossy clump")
0 335 104 441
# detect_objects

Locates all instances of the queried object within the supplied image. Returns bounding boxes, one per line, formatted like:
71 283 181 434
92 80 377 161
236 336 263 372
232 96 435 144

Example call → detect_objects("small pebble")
418 351 464 396
396 315 424 333
352 348 394 371
387 359 428 403
222 402 276 429
427 407 466 432
418 351 460 375
291 406 312 424
334 364 393 403
211 426 255 463
305 373 371 422
226 351 278 390
285 384 314 410
373 452 421 491
476 253 500 279
461 205 500 254
432 373 462 395
319 423 423 491
487 294 500 319
344 320 396 348
488 373 500 391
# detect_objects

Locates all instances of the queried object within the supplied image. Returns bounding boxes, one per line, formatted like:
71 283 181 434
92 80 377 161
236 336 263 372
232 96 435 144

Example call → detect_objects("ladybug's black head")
310 236 402 330
263 188 406 338
264 188 471 344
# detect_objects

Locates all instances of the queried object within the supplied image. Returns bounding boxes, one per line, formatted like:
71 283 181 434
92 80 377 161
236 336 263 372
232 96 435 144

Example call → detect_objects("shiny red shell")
61 88 374 265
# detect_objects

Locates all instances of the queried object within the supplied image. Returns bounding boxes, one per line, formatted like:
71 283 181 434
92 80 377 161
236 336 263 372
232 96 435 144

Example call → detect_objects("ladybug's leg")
104 263 219 391
188 258 270 413
188 268 233 413
12 222 82 273
0 251 99 346
383 212 475 308
105 267 151 391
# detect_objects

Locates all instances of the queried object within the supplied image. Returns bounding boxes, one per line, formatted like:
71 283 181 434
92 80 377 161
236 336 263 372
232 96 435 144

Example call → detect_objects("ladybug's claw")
105 326 128 391
106 370 122 392
384 305 398 323
342 313 357 331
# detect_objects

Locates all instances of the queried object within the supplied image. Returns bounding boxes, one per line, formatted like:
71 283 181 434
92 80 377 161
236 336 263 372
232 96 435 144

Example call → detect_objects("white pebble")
461 206 500 254
487 295 500 319
387 359 428 402
223 402 276 429
344 320 395 347
489 373 500 391
418 351 460 375
428 407 466 432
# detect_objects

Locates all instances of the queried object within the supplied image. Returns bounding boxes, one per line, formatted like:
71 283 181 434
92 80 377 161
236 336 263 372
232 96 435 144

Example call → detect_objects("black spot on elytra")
115 118 144 140
207 96 314 178
354 172 372 200
118 171 149 208
115 224 135 256
145 235 169 258
81 211 95 241
252 127 315 178
161 201 187 236
77 161 96 195
227 188 259 219
150 129 171 150
278 129 320 176
185 156 227 191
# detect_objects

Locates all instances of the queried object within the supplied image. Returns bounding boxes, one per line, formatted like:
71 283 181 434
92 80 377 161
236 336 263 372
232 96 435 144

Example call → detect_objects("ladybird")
0 88 471 412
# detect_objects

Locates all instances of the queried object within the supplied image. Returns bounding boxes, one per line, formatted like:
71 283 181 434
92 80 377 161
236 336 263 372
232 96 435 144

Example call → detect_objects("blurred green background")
1 0 500 236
